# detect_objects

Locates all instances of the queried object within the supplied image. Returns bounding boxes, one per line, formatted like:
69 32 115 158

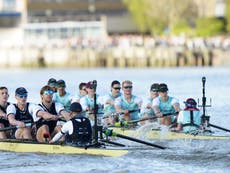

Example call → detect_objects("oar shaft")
115 133 166 149
209 123 230 133
0 123 32 132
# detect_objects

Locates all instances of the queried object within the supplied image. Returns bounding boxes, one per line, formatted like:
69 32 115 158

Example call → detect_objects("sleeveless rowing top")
14 103 33 123
119 95 140 120
159 96 175 122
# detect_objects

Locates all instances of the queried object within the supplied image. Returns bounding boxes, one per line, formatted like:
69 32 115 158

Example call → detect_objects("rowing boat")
110 126 230 140
0 139 128 157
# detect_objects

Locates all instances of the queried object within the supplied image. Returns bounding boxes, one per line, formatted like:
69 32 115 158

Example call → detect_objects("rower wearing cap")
53 79 73 112
176 98 202 132
49 102 92 146
6 87 43 139
140 83 159 124
0 86 11 138
152 83 181 126
47 78 57 93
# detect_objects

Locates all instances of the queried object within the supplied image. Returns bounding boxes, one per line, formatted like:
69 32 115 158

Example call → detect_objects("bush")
196 17 225 36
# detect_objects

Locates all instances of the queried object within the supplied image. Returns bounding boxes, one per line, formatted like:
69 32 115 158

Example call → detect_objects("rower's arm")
37 110 58 120
8 114 25 127
60 110 71 120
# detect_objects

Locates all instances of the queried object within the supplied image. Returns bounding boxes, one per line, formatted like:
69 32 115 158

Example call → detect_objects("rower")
47 78 57 93
35 85 71 142
7 87 42 139
152 83 181 126
102 80 122 125
53 79 73 112
176 98 202 133
115 80 142 121
0 86 11 139
140 83 159 125
49 102 92 146
72 82 87 103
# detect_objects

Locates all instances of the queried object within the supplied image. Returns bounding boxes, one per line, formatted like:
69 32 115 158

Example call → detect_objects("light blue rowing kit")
140 97 155 117
80 94 103 125
115 95 142 120
177 110 201 133
53 92 72 112
103 92 121 116
152 96 179 122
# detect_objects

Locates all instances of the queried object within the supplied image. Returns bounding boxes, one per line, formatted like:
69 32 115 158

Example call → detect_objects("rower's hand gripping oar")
103 128 167 149
113 112 179 127
0 123 32 132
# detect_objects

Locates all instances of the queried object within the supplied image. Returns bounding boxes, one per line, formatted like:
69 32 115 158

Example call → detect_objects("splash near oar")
103 128 167 149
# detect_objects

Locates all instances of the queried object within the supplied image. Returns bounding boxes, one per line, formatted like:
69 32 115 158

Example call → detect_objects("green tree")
123 0 198 35
226 0 230 33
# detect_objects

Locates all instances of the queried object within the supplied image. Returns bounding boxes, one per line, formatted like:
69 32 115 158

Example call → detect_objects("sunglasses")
57 84 66 88
123 86 133 89
113 87 121 90
44 90 54 95
151 89 158 92
17 94 28 98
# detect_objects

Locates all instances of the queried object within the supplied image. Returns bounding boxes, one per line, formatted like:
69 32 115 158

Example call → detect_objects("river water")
0 67 229 173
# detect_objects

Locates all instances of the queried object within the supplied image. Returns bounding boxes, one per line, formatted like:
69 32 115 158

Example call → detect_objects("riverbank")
0 46 229 68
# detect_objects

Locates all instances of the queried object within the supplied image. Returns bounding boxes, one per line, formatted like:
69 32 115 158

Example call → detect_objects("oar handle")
127 112 179 124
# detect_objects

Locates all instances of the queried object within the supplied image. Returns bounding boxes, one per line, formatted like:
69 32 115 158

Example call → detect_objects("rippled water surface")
0 67 230 173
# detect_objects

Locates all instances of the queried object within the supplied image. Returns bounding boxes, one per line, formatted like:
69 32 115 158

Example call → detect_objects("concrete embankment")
0 47 229 68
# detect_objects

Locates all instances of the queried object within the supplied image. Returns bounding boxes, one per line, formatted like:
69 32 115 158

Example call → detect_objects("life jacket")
66 115 92 146
14 103 33 123
37 102 58 133
182 110 201 132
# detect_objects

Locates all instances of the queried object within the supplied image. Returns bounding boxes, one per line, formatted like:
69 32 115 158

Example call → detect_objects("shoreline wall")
0 47 229 68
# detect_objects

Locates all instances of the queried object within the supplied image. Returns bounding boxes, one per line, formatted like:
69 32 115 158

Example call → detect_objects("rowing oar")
103 128 167 149
114 112 179 127
0 123 32 132
208 123 230 133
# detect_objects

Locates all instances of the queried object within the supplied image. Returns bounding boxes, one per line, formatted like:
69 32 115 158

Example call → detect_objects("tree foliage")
196 17 225 36
226 0 230 33
122 0 198 35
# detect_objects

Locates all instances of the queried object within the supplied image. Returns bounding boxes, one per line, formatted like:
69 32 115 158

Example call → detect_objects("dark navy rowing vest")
66 115 92 146
0 102 10 126
37 102 58 133
14 103 33 123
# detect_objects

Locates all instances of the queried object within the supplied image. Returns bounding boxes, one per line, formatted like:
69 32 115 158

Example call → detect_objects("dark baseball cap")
158 83 168 92
48 78 57 86
57 79 66 87
150 83 159 92
15 87 28 95
70 102 82 112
